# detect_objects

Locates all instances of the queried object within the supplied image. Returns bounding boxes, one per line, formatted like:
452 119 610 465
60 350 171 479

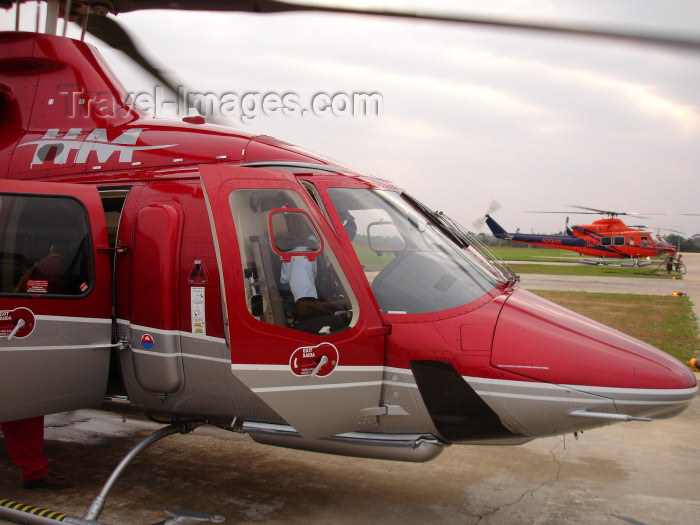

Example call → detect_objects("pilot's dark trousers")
1 416 49 481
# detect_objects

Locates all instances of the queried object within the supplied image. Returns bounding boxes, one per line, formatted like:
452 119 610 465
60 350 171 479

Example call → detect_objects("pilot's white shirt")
280 253 318 301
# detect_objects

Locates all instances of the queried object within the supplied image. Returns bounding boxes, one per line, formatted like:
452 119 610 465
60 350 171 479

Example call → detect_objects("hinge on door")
97 242 128 254
366 325 391 336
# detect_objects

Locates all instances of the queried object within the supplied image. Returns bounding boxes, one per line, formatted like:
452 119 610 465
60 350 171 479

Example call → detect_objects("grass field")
488 247 680 279
354 245 679 278
353 244 395 271
508 262 679 279
533 290 699 363
491 247 582 262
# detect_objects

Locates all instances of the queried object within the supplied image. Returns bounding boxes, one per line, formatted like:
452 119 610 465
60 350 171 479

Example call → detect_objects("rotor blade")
84 14 182 101
471 217 487 230
568 205 629 216
472 200 501 230
567 206 655 218
525 209 607 215
525 210 597 214
526 208 657 220
487 200 501 215
104 0 700 52
84 13 229 121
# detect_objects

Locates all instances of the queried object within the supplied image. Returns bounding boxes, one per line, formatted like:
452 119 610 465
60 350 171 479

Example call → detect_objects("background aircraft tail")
485 215 508 238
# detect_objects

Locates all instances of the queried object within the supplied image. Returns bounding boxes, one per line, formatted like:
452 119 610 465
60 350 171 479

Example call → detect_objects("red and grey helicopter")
485 206 678 263
0 1 698 523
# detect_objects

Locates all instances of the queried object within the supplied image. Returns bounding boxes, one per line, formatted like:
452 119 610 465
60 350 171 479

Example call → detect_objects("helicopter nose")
490 289 697 420
657 240 676 254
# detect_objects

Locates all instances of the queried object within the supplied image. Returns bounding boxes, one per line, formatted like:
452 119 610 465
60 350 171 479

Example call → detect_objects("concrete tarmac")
1 256 699 525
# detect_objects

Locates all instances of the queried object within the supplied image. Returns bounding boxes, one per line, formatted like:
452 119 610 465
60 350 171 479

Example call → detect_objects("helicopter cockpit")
648 232 676 252
229 188 356 335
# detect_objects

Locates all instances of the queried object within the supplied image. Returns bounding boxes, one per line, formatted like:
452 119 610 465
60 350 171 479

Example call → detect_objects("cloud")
561 68 700 132
1 1 699 234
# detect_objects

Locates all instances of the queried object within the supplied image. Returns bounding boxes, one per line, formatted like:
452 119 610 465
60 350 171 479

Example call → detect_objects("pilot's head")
339 210 357 241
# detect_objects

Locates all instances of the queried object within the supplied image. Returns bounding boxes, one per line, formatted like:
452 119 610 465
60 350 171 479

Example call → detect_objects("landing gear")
578 257 653 267
82 421 225 525
0 422 226 525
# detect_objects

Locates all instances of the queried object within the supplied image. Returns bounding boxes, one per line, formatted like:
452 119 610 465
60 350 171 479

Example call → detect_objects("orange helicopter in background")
486 206 680 265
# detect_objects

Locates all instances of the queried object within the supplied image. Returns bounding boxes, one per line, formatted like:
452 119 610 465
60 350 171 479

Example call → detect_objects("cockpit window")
327 188 499 314
229 188 357 335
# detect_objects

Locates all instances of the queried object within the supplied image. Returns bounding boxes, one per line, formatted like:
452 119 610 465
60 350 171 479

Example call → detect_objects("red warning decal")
289 342 339 377
0 308 36 339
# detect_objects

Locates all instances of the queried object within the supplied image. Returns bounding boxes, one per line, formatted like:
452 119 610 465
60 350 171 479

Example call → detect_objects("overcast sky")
3 1 700 237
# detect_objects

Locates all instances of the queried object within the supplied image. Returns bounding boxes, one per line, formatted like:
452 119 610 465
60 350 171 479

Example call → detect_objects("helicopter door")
0 180 112 422
201 166 386 439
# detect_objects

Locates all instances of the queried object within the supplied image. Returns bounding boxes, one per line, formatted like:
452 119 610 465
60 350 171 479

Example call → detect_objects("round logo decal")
141 334 154 349
0 307 36 339
289 342 339 377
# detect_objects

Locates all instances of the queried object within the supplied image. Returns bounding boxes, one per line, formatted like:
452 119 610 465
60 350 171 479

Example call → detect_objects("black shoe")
22 471 72 490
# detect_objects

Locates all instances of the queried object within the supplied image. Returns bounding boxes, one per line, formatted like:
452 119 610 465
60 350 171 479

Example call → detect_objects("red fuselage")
0 32 695 458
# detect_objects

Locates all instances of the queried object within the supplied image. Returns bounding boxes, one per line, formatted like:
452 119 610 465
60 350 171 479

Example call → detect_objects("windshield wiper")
402 194 519 285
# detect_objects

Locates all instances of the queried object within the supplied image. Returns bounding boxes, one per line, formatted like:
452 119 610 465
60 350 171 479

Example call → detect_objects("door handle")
310 355 329 377
7 318 25 340
290 342 339 377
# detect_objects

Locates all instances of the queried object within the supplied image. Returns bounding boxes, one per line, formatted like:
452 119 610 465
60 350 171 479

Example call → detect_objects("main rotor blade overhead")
33 0 700 121
529 207 700 222
568 206 640 218
525 206 654 220
525 209 615 216
569 206 676 219
98 0 700 52
84 13 181 99
83 12 221 120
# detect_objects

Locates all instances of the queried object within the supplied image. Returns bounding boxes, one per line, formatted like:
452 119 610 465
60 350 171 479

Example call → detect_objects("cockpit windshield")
327 188 502 314
649 233 674 249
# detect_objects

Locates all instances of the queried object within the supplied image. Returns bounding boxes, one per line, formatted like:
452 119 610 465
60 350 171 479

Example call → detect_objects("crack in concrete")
474 439 564 525
607 515 649 525
46 416 97 429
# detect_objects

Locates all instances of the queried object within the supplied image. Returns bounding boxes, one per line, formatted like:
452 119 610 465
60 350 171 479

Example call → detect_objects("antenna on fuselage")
44 0 58 34
14 0 75 37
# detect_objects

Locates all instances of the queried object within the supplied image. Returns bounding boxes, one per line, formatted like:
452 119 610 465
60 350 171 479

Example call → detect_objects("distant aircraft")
485 207 677 262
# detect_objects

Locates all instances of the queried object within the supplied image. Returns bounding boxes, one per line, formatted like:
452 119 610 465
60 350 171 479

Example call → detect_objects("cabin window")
614 236 625 246
601 237 612 246
641 236 649 246
229 188 356 335
0 194 92 296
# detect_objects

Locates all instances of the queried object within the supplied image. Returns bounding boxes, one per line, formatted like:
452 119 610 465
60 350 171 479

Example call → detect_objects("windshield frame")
325 187 507 316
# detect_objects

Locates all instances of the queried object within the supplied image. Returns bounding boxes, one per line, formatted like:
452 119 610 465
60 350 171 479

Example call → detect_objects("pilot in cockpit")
278 210 356 332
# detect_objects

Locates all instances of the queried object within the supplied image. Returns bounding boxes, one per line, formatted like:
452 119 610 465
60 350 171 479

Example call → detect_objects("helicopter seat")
249 233 288 327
